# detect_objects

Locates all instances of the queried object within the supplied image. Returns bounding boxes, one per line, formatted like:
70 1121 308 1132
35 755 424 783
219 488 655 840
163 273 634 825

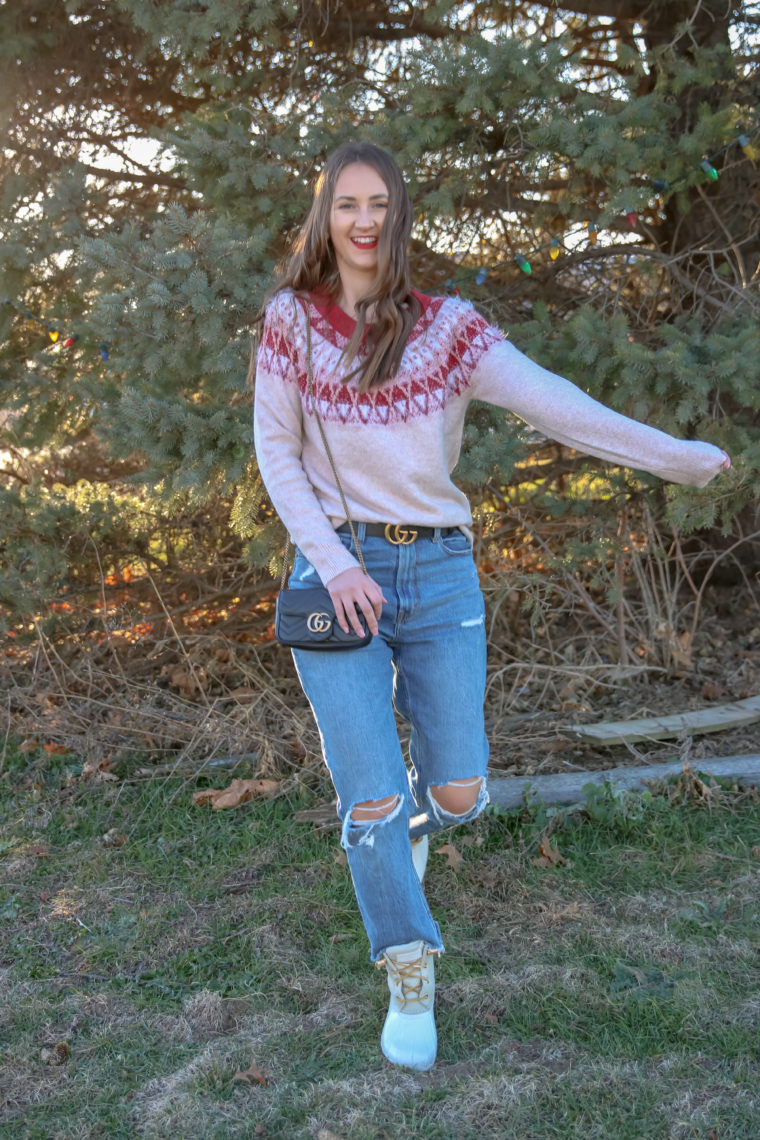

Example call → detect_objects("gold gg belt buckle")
384 524 418 545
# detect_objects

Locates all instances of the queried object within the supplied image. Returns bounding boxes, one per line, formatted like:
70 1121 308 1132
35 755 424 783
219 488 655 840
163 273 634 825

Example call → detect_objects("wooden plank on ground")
565 695 760 745
298 754 760 825
487 754 760 811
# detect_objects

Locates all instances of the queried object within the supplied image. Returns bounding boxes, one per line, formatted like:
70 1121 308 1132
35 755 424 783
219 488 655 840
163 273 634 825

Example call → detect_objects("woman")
253 141 730 1071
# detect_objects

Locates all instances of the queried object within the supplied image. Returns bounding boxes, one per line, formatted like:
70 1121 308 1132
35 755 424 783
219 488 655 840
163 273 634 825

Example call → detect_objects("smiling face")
328 162 389 293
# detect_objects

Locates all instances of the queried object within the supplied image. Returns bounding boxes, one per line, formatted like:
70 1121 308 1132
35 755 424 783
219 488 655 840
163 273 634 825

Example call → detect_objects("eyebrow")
334 194 389 202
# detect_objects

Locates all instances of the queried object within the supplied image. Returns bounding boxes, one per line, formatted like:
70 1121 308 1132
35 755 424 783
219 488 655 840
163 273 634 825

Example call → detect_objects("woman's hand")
327 567 387 638
720 450 731 470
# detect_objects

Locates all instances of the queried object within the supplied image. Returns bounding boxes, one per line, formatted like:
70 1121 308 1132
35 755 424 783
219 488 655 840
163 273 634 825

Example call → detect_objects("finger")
359 584 384 622
365 583 385 624
340 587 378 637
330 595 351 635
330 591 370 637
343 604 368 639
352 595 378 638
365 577 387 615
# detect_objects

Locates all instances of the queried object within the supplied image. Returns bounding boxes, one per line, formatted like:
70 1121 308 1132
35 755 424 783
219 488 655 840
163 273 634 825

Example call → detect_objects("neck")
337 271 376 320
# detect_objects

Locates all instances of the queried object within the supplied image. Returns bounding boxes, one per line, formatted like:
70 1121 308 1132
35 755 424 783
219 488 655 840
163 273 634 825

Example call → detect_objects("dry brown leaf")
164 665 207 696
102 829 126 848
559 680 582 701
671 761 719 805
333 850 348 865
41 1041 70 1065
329 933 351 943
317 1130 345 1140
533 837 565 868
233 1060 268 1086
700 681 724 701
82 756 117 781
540 737 573 752
751 845 760 859
435 841 464 872
18 738 38 754
192 778 280 810
483 1012 500 1025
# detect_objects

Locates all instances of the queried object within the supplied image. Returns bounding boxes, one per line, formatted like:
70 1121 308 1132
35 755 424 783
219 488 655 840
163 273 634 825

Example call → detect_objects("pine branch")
5 143 186 190
536 1 649 18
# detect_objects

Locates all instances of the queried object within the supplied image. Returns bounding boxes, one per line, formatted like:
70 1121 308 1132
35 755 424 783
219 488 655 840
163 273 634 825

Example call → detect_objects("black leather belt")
336 523 458 545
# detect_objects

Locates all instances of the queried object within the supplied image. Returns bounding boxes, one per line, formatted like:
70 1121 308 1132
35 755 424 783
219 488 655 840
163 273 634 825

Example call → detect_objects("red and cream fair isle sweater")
253 289 725 587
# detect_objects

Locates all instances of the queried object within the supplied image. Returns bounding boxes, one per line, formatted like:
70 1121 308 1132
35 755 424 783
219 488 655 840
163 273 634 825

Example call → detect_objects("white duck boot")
378 939 437 1070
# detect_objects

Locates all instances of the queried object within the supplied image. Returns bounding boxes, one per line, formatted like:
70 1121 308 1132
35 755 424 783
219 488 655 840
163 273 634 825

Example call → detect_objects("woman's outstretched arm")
472 338 729 485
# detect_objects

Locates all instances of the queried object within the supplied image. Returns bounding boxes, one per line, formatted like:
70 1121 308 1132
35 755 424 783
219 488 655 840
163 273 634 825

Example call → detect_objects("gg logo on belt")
306 612 332 633
384 524 418 545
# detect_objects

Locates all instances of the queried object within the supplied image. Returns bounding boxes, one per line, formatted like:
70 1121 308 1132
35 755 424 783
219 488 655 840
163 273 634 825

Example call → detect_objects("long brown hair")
259 142 420 393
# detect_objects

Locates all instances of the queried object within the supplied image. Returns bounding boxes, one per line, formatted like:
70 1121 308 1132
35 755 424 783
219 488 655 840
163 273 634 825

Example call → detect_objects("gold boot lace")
377 947 439 1011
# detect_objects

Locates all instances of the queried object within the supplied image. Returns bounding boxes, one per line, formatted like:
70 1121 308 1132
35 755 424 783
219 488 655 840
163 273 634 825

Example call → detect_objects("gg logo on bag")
307 611 332 633
384 524 418 545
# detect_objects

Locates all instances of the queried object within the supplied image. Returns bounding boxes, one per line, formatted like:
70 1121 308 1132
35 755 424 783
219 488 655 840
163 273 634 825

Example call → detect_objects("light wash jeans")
290 525 490 961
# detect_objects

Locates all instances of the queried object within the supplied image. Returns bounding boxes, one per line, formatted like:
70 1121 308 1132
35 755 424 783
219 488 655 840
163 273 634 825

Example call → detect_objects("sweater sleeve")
253 292 360 585
471 338 726 488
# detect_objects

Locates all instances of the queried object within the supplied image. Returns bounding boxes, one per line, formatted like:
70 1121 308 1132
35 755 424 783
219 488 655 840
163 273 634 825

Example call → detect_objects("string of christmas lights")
3 118 757 342
1 296 111 360
444 120 758 291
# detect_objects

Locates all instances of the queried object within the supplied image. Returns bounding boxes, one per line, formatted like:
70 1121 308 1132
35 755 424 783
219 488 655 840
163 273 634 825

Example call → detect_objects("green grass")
1 745 759 1139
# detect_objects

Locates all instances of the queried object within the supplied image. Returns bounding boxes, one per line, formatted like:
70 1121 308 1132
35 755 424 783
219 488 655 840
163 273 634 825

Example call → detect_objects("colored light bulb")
652 179 669 192
476 267 487 285
48 329 59 342
738 134 758 160
587 221 597 245
700 159 718 180
550 239 560 260
99 343 110 361
63 336 77 348
515 255 532 274
625 209 638 227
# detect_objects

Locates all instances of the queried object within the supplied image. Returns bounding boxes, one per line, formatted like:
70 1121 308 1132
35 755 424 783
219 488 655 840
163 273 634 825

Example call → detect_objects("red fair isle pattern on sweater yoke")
258 290 505 426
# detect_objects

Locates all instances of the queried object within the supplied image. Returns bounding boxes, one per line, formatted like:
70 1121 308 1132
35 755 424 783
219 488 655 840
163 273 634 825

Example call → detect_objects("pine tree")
1 1 758 611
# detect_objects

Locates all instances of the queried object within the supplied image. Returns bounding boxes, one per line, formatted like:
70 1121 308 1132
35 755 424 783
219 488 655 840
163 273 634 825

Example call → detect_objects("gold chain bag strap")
274 299 372 650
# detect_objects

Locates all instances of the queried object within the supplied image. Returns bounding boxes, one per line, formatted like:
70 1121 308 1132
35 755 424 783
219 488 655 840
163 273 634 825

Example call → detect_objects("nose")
355 204 374 228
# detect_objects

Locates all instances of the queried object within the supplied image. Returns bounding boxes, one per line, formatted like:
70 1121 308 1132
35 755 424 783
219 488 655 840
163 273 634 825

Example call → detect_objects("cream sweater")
253 289 725 586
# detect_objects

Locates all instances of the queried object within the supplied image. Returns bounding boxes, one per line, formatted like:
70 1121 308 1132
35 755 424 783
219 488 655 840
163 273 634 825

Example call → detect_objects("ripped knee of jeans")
427 776 489 826
341 793 404 851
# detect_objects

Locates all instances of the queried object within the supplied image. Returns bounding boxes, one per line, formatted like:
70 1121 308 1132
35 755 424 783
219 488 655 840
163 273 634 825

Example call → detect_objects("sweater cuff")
304 541 361 587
